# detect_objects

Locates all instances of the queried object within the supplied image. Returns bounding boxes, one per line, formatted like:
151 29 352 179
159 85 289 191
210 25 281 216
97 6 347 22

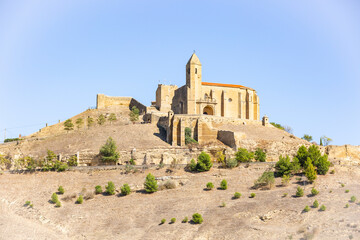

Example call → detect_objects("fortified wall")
96 94 147 114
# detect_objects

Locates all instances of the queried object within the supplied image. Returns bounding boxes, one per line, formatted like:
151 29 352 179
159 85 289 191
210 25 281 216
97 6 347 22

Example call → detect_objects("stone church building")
154 53 260 120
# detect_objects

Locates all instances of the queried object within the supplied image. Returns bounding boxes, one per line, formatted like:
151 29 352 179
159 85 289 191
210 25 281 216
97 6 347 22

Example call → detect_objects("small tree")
313 200 319 208
108 113 117 124
58 186 65 194
97 114 106 125
320 136 332 146
64 119 74 131
105 181 116 195
235 148 254 163
254 171 275 189
296 187 304 197
144 173 158 193
76 195 83 204
305 161 317 183
296 145 309 168
120 184 131 196
75 118 84 129
316 155 330 175
302 134 313 142
196 152 212 172
220 179 227 190
95 185 102 194
320 138 323 146
311 188 319 196
87 116 94 128
129 106 140 122
254 148 266 162
206 182 214 190
99 137 120 162
275 155 292 176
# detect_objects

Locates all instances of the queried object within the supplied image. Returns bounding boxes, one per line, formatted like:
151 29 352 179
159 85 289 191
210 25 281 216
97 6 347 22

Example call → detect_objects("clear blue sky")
1 0 359 145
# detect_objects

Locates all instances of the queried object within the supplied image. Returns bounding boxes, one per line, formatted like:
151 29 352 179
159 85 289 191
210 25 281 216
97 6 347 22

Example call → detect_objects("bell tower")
186 53 202 114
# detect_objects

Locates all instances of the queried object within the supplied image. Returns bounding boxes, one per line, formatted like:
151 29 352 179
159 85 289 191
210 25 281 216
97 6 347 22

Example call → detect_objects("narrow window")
195 68 197 74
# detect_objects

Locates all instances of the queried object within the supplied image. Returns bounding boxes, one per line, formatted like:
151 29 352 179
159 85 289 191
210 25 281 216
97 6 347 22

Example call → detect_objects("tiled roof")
202 82 253 90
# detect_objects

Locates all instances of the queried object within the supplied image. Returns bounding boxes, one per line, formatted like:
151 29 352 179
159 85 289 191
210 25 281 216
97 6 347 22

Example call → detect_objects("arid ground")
1 162 360 240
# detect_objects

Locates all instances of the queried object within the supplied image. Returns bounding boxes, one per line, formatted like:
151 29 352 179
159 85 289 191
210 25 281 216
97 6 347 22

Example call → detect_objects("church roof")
187 53 201 65
202 82 254 90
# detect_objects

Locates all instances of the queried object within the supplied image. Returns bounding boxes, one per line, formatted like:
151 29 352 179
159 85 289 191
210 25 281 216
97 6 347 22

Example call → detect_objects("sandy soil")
1 163 359 240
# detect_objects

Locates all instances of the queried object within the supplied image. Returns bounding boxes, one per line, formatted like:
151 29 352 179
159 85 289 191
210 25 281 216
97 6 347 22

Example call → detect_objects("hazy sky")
0 0 359 145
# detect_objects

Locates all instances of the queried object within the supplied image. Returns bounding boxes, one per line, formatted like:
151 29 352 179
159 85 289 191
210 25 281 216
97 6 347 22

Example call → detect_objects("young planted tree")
99 137 120 162
195 152 212 172
97 114 106 125
254 171 275 189
144 173 158 193
87 116 94 128
64 119 74 131
129 106 140 123
108 113 117 124
75 118 84 129
275 155 292 176
235 148 254 163
305 161 317 183
254 148 266 162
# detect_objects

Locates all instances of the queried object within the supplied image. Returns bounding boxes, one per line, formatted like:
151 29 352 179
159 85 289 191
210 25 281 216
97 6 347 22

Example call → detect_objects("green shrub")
296 187 304 197
254 171 275 189
283 193 288 197
58 186 65 194
120 184 131 196
234 192 241 199
206 182 214 190
295 145 309 168
97 114 106 125
311 188 319 196
350 196 356 203
275 155 292 176
192 213 203 224
221 202 226 207
341 183 345 187
225 158 238 169
87 116 94 127
182 217 188 223
75 118 84 129
220 179 227 190
64 119 74 131
144 173 158 193
345 190 350 193
99 137 120 162
170 218 176 223
108 113 117 123
129 106 140 122
29 204 33 208
254 148 266 162
4 138 22 143
250 193 256 198
235 148 254 163
270 122 284 130
185 127 198 145
303 205 310 212
313 200 319 208
55 201 61 208
345 204 349 208
196 152 212 172
95 185 102 194
129 158 135 165
25 201 31 206
76 195 83 204
320 205 326 211
330 169 335 174
161 219 166 224
305 160 317 183
302 134 313 142
316 155 330 175
189 159 197 171
281 175 291 186
51 193 58 203
105 181 116 195
57 163 69 172
67 155 78 167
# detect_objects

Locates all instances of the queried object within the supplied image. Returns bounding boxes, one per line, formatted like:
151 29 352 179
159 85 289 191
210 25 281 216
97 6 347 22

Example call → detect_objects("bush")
108 113 117 123
55 201 61 208
254 148 266 162
281 175 291 186
206 182 214 190
129 158 135 165
270 122 284 130
220 179 227 190
225 158 238 169
76 195 83 204
67 155 78 167
305 161 317 183
296 187 304 197
303 205 310 212
25 201 31 206
316 155 330 175
189 159 197 171
192 213 203 224
64 119 74 131
58 186 65 194
105 181 116 195
296 145 309 168
75 118 84 129
99 137 120 162
283 193 288 197
216 151 225 166
345 189 350 193
170 218 176 223
120 184 131 196
182 217 188 223
311 188 319 196
302 134 313 142
95 185 102 194
235 148 254 163
185 127 197 145
196 152 212 172
234 192 241 199
254 171 275 189
320 205 326 211
250 193 256 198
57 163 69 172
144 173 158 193
159 180 176 190
350 196 356 203
275 155 292 176
161 219 166 224
97 114 106 125
87 116 94 127
129 106 140 122
313 200 319 208
51 193 58 203
221 202 226 207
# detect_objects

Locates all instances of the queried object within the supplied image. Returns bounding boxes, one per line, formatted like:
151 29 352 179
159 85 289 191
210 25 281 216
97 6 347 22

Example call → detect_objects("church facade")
154 53 260 120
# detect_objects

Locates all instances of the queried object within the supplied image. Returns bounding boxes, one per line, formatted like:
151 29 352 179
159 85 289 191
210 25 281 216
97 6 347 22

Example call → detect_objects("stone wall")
97 94 147 114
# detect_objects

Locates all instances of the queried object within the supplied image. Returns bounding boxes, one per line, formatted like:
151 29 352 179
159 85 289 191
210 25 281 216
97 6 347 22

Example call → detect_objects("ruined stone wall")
96 94 147 114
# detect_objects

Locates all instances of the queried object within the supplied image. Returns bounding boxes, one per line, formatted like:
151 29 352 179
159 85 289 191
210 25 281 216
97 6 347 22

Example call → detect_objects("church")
154 53 260 120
